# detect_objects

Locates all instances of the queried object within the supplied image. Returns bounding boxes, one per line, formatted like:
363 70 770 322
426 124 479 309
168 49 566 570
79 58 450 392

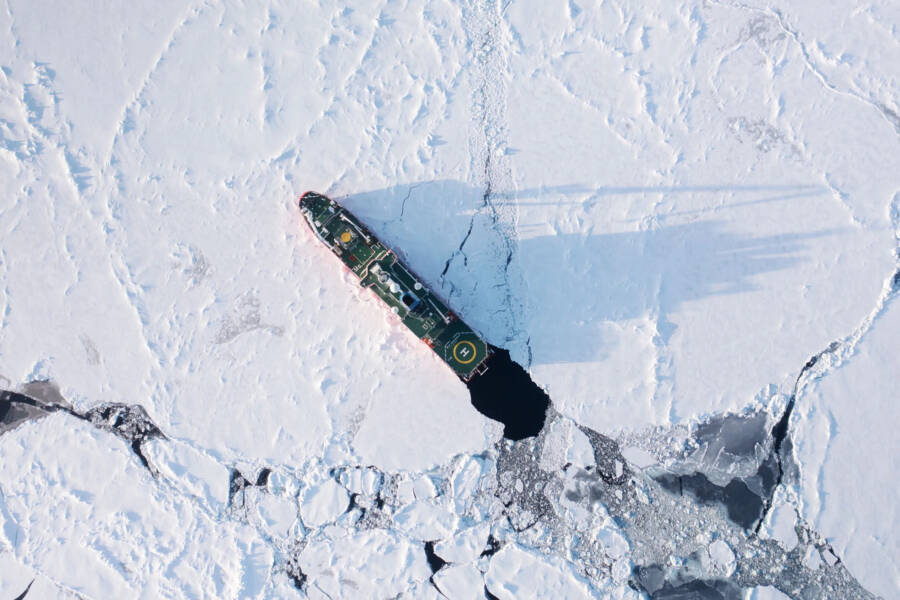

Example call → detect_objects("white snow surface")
793 294 900 598
747 587 792 600
299 529 430 600
760 489 799 551
0 415 272 599
486 544 594 599
299 478 350 529
1 0 898 597
433 563 486 599
434 522 491 563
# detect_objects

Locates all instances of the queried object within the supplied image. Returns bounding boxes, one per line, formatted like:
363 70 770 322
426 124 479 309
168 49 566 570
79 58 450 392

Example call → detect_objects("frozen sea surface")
1 0 898 598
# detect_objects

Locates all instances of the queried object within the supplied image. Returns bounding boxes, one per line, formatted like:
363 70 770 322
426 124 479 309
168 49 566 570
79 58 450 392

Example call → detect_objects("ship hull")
298 191 490 381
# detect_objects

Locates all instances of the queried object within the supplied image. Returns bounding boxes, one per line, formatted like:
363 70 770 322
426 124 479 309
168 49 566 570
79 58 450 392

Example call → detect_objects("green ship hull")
299 191 491 381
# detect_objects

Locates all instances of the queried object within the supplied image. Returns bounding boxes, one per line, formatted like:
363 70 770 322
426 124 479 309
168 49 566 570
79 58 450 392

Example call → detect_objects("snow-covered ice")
298 529 430 600
1 0 898 597
433 522 490 563
0 415 271 598
793 289 900 598
432 563 486 599
486 544 595 599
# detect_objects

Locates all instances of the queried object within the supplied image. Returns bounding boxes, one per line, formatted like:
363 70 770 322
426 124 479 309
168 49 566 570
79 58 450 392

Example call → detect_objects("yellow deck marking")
453 340 478 364
340 231 353 243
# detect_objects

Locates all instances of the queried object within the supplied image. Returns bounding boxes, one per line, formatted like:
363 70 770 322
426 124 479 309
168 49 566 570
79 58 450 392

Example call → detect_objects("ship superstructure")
299 191 490 381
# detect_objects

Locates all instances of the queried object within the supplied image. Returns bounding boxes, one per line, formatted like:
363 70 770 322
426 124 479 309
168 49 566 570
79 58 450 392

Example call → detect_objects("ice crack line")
0 387 164 476
766 6 900 140
758 190 900 529
103 1 204 165
711 0 900 141
451 0 528 347
397 183 422 220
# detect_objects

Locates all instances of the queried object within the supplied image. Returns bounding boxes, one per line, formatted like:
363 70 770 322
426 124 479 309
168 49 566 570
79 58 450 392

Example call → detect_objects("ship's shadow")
342 179 833 367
